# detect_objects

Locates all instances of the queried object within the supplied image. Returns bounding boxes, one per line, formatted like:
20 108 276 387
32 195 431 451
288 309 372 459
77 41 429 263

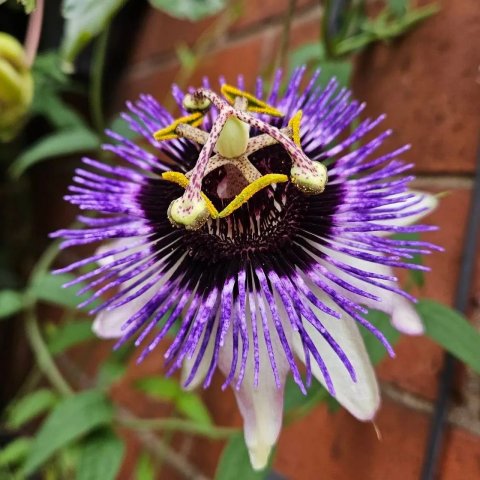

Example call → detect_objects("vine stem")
24 0 44 67
24 308 73 396
273 0 297 73
119 416 239 440
90 27 110 135
23 239 74 396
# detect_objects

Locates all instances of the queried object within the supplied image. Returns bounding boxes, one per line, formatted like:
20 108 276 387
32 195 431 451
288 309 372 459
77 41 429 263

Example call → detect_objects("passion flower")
52 68 439 470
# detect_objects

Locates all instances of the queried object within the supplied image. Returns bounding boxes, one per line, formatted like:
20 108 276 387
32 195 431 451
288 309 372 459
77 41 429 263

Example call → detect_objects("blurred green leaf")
215 433 267 480
417 300 480 373
108 115 138 141
149 0 227 21
289 42 352 88
175 43 197 70
0 290 23 320
33 91 86 130
0 438 32 468
135 377 181 401
18 0 36 13
61 0 127 67
31 52 86 129
96 344 133 389
176 393 212 426
361 309 401 365
315 60 352 87
47 320 96 355
22 390 114 475
134 453 155 480
10 127 100 178
283 377 327 414
77 429 124 480
7 389 58 429
135 376 212 425
388 0 409 17
289 42 324 71
335 3 439 55
29 273 99 311
96 360 127 389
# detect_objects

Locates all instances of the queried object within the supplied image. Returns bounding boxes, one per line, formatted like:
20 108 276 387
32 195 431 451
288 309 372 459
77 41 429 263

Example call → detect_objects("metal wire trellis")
420 136 480 479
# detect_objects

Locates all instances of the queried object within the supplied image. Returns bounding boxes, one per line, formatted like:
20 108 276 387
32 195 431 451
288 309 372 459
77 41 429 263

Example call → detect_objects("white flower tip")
346 388 381 422
247 440 273 471
391 302 424 336
92 312 124 339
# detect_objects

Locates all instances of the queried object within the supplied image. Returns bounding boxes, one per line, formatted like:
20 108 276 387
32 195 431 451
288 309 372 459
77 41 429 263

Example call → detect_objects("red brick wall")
112 0 480 478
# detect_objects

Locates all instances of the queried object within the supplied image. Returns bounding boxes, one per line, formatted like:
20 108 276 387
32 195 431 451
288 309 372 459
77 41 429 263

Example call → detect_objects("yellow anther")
218 174 288 218
162 171 289 221
288 110 303 147
154 112 204 141
161 171 219 218
220 84 283 117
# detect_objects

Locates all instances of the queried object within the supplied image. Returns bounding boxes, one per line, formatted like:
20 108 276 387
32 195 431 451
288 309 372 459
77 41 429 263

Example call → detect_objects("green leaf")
149 0 227 21
96 344 132 388
22 390 114 475
175 43 197 71
315 60 353 88
29 273 99 310
96 360 127 389
417 299 480 373
7 389 58 429
10 128 100 178
135 376 212 424
176 393 212 426
18 0 36 14
388 0 409 17
283 376 327 414
47 320 96 355
108 116 138 141
361 309 401 365
61 0 127 66
289 42 325 72
0 290 23 320
32 90 86 130
76 429 124 480
0 438 32 468
289 43 352 88
31 52 86 129
135 377 181 402
215 433 267 480
134 453 155 480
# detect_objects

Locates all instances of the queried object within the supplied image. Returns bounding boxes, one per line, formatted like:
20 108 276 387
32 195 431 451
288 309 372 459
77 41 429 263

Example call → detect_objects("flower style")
52 68 439 470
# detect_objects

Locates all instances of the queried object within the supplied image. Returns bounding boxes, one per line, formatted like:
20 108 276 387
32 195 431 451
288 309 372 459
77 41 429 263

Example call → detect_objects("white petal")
95 238 133 267
390 296 424 335
92 289 155 338
180 319 217 391
218 294 289 470
234 380 285 470
91 240 155 339
292 300 380 421
313 189 437 333
375 190 438 232
317 245 424 335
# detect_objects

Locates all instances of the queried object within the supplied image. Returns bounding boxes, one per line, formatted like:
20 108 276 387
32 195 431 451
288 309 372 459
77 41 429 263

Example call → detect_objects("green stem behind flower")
90 27 110 135
120 416 239 440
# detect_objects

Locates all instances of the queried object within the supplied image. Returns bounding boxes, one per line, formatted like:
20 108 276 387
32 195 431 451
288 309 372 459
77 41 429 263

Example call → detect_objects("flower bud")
0 32 33 142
